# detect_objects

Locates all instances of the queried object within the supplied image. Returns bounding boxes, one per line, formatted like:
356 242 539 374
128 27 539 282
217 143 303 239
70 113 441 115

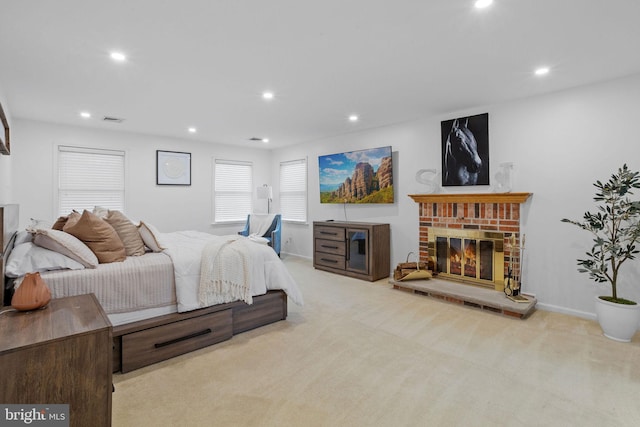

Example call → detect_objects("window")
57 146 125 216
279 158 307 222
214 159 253 222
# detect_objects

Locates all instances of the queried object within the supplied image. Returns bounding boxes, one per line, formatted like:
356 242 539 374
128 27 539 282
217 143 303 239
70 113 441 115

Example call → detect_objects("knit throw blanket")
198 236 253 306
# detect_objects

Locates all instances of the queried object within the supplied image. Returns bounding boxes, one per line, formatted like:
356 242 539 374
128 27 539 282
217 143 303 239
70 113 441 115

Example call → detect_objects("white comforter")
159 230 303 312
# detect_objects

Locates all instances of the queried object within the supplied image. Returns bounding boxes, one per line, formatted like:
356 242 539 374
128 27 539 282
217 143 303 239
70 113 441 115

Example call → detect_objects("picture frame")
156 150 191 185
0 101 10 155
441 112 489 187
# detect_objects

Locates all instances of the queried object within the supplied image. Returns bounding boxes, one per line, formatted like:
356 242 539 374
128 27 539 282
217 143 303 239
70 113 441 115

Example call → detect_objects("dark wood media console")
112 290 288 373
313 221 390 281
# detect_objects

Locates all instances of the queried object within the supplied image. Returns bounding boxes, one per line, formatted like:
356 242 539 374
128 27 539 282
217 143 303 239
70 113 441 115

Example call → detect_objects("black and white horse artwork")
441 113 488 186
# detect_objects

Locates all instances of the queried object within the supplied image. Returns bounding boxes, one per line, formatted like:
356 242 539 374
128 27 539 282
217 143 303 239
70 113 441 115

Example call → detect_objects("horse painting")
442 116 486 186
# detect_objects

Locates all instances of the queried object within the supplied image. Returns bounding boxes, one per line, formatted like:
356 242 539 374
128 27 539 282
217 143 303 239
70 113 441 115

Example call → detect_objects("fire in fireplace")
429 227 505 290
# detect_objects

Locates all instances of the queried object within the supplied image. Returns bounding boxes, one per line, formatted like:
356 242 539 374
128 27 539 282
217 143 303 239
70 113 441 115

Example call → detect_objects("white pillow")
25 217 53 232
5 242 85 278
138 221 165 252
33 229 99 268
14 230 33 245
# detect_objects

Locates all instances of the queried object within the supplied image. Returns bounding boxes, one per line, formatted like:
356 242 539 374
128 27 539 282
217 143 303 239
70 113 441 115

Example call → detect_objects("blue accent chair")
238 214 281 256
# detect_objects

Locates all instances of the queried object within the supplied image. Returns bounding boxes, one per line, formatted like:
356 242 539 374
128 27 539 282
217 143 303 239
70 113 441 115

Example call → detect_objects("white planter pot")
595 296 640 342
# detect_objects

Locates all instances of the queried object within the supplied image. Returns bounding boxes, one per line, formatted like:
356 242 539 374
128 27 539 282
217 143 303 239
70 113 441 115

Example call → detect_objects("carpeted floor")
112 256 640 427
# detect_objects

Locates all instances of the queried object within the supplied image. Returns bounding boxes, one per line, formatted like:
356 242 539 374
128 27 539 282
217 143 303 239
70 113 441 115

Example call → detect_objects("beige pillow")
138 221 165 252
51 216 68 231
64 211 82 229
105 210 145 256
63 210 126 263
33 229 99 268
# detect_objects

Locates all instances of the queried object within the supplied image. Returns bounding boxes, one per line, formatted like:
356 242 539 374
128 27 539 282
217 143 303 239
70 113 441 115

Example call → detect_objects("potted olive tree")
561 164 640 342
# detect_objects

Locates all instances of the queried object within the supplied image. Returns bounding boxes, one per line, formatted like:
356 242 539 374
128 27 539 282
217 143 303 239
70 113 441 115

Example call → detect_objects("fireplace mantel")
409 192 532 204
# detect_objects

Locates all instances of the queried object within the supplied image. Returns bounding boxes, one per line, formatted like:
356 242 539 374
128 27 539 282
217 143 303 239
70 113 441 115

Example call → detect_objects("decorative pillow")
26 218 53 232
138 221 165 252
5 242 85 278
105 210 146 256
64 211 82 229
14 230 33 245
92 206 109 219
51 216 68 230
63 210 127 263
33 229 99 268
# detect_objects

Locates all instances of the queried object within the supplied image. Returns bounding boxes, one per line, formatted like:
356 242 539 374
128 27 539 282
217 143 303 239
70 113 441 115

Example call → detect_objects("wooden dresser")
0 294 113 427
313 221 390 281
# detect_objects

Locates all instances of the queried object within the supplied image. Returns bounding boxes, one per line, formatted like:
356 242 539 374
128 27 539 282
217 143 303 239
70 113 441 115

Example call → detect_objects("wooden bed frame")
1 205 289 373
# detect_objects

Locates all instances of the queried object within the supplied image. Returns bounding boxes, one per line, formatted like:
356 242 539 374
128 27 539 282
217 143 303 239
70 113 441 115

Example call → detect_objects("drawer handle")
320 231 338 236
320 258 339 264
322 245 339 249
154 328 212 348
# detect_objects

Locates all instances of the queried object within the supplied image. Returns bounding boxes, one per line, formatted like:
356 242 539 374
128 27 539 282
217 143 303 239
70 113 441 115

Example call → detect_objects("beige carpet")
113 256 640 427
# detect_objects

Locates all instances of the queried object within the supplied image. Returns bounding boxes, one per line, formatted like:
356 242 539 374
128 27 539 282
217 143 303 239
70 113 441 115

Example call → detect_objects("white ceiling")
1 0 640 149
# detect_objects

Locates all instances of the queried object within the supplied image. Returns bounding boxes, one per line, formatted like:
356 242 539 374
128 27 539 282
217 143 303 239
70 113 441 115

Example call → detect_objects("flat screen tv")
319 146 393 204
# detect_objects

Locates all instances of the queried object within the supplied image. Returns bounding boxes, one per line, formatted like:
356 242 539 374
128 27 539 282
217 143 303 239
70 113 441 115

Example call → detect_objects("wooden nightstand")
0 294 113 427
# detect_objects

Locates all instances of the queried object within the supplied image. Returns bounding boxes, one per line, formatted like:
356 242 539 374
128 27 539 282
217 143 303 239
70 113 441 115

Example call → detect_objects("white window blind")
57 146 125 216
214 159 253 222
279 158 307 222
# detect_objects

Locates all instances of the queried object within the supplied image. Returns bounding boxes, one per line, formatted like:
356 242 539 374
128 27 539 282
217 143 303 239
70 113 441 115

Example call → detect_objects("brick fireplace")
409 193 532 292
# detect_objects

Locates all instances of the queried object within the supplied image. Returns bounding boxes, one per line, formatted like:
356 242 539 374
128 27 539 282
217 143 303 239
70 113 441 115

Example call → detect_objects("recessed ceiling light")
188 127 197 133
110 51 127 62
474 0 493 9
535 67 550 76
262 138 269 143
80 111 91 119
349 115 359 122
262 91 274 100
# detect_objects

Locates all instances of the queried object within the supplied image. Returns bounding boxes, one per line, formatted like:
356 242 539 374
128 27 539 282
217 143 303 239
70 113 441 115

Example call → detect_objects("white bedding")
38 252 176 314
159 230 303 312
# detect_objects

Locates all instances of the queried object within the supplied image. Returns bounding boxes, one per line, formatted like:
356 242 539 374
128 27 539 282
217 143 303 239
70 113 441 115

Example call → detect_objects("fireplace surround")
409 193 532 292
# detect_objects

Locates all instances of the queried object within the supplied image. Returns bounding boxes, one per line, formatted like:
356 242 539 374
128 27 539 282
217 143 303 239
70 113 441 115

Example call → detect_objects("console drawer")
315 238 346 256
121 308 232 372
314 225 345 241
314 252 346 270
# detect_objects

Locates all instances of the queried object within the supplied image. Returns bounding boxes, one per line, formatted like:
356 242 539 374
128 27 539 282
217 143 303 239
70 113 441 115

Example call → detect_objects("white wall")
272 73 640 319
10 119 272 235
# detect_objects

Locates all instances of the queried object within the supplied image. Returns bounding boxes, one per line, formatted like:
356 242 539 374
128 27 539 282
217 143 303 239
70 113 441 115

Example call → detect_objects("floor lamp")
257 184 273 213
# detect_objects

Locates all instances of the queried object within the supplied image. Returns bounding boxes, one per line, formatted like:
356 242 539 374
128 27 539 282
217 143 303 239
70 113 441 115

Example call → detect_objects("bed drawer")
314 225 345 241
121 308 232 372
315 238 346 256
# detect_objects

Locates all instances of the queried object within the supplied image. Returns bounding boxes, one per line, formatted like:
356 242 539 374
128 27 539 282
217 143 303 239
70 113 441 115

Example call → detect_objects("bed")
1 205 303 373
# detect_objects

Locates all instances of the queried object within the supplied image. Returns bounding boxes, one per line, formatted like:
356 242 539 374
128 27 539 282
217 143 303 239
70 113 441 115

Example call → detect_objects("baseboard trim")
536 302 596 320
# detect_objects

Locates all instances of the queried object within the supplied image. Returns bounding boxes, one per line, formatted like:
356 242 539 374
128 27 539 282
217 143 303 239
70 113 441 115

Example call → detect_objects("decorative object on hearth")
394 252 432 281
441 113 489 187
561 164 640 342
11 272 51 311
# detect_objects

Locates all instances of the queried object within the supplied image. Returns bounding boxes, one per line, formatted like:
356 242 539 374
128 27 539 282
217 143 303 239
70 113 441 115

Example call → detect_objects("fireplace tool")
504 235 528 302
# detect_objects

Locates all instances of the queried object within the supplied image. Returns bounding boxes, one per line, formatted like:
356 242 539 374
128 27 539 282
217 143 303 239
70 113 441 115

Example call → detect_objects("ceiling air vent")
103 116 125 123
248 137 263 142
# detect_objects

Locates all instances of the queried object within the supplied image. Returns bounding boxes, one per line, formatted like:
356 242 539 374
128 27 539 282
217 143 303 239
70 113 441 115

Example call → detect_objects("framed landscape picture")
319 146 393 204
